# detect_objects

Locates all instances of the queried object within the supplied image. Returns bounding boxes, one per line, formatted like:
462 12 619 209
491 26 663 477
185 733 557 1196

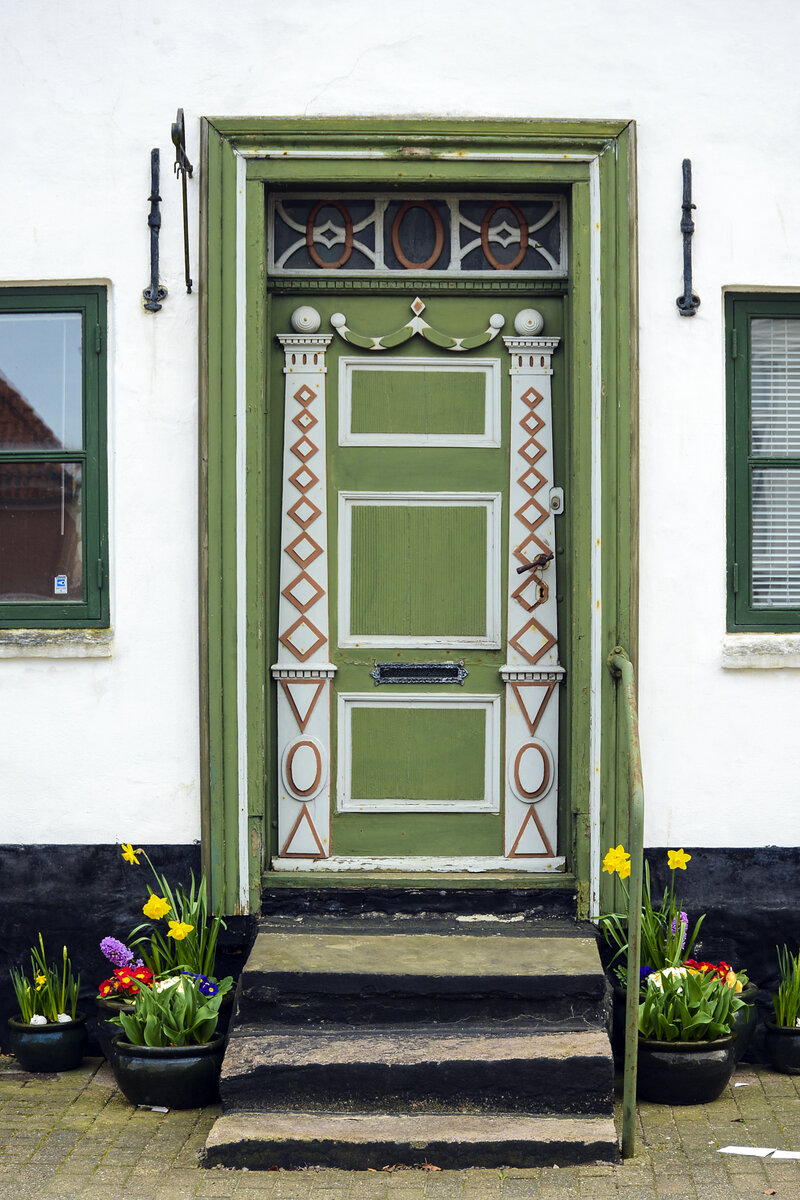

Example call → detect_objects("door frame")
199 117 638 917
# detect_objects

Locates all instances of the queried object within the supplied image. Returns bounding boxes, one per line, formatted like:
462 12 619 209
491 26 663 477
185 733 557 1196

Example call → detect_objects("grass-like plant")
599 848 705 987
773 945 800 1028
9 936 80 1024
120 844 227 980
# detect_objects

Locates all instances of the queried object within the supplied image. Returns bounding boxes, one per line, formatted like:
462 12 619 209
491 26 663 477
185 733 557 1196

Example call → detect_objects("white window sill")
722 633 800 670
0 628 113 659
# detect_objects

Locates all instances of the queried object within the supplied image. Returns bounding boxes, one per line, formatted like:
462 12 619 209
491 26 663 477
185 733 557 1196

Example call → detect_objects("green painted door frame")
199 117 638 917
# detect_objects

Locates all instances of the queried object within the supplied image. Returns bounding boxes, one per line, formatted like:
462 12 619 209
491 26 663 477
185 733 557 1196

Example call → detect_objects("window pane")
751 318 800 456
752 467 800 607
0 313 83 451
0 461 83 601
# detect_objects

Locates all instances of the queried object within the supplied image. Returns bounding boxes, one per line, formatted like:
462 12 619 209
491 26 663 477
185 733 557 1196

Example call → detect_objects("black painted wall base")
0 844 254 1054
1 844 796 1059
643 847 800 1059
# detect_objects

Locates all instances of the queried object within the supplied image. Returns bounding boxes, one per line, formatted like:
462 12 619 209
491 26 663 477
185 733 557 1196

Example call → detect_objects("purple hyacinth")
670 911 689 952
100 936 135 968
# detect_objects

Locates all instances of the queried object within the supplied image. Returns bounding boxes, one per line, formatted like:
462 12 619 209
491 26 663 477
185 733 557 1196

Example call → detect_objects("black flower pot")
732 984 759 1063
765 1021 800 1075
637 1035 737 1105
110 1034 225 1108
8 1013 88 1073
95 996 135 1062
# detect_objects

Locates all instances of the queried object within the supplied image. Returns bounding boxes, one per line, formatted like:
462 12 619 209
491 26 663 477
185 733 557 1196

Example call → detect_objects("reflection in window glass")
0 461 83 600
0 314 83 451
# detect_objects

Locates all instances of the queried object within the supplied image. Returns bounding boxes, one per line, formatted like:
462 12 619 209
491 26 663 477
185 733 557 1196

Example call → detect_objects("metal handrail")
607 646 645 1160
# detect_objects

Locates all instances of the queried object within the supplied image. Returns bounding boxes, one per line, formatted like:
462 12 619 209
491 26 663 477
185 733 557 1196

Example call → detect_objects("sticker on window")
54 575 68 595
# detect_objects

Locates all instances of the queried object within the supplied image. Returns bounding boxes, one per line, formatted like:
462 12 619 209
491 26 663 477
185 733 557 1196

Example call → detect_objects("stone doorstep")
220 1026 614 1115
241 930 605 996
202 1111 620 1171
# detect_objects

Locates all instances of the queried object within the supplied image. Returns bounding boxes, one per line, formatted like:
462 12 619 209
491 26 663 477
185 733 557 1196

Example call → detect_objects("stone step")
237 919 608 1025
220 1024 614 1115
203 1111 620 1170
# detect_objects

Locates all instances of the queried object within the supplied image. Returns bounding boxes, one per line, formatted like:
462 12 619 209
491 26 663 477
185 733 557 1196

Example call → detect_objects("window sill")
0 628 113 659
722 632 800 670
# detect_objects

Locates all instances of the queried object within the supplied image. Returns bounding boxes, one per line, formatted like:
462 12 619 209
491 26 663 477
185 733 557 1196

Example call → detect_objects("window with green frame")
727 293 800 630
0 287 108 628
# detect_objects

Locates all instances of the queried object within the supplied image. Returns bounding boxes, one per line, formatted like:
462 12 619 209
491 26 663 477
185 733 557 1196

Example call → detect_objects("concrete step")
220 1024 614 1115
236 918 608 1026
203 1111 619 1170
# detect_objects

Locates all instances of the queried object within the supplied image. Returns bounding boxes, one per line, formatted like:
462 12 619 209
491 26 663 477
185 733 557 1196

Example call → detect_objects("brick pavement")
1 1056 800 1199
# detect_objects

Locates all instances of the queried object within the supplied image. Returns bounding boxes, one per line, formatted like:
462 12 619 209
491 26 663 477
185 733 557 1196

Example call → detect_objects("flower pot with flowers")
636 965 745 1104
97 844 234 1054
95 938 154 1061
765 945 800 1074
598 846 706 1056
8 936 86 1072
109 972 228 1108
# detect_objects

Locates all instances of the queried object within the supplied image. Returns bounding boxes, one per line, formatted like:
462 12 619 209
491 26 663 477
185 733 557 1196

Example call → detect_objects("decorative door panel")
270 292 565 870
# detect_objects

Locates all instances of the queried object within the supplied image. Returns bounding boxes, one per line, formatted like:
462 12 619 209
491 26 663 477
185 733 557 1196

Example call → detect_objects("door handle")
516 551 554 576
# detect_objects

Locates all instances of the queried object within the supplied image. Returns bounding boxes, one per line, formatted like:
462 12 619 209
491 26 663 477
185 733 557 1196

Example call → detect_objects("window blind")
751 319 800 607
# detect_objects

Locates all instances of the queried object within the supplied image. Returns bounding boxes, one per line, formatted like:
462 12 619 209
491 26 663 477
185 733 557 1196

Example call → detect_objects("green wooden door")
269 292 565 869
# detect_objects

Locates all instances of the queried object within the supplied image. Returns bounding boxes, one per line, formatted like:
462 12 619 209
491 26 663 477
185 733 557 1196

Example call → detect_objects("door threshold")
271 855 565 874
263 868 576 891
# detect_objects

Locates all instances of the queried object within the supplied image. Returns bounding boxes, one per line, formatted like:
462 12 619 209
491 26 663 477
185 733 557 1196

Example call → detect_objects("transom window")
268 192 567 277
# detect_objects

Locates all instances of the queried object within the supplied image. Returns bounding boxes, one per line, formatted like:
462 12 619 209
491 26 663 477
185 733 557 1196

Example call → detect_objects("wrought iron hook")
171 108 194 294
676 158 700 316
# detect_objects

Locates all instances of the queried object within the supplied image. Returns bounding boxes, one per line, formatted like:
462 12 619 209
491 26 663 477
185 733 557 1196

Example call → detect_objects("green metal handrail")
607 646 644 1160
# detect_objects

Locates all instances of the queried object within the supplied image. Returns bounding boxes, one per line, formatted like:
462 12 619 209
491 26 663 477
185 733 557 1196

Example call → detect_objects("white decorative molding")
272 855 566 873
338 355 502 448
501 328 563 862
337 691 501 814
270 319 335 860
721 633 800 670
338 491 502 648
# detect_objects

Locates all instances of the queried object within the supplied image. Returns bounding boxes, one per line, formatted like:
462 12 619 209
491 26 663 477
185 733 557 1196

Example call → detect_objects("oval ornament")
283 737 326 800
391 201 445 270
481 202 529 271
306 201 354 270
510 740 553 803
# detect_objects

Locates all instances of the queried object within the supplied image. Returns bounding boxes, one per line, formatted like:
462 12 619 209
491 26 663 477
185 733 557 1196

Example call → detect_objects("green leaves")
638 968 745 1042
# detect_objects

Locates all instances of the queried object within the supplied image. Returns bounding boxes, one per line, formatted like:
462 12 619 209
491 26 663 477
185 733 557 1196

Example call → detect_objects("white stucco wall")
1 0 798 847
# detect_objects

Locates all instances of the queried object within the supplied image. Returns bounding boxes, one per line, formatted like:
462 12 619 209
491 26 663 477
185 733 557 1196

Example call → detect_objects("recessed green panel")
349 367 486 436
350 705 486 802
350 503 487 636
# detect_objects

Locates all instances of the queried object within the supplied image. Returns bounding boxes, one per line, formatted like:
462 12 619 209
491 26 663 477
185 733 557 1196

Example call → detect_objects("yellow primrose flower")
143 894 172 920
601 845 631 877
121 843 141 865
166 921 194 941
667 848 691 871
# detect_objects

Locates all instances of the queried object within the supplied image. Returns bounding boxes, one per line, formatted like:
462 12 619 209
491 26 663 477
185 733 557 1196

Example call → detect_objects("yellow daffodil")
166 921 194 941
601 844 631 878
34 972 47 992
142 894 172 920
121 843 140 865
667 848 691 871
